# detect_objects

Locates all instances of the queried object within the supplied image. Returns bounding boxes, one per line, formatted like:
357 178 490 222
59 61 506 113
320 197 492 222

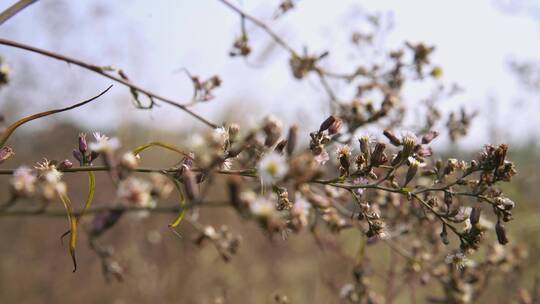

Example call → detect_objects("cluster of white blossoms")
34 159 67 200
257 152 288 185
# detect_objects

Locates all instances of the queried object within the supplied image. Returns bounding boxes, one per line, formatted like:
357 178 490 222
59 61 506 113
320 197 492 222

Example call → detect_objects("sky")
1 0 540 147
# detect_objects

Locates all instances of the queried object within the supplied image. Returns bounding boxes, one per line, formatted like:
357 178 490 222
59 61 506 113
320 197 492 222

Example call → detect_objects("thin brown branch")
0 201 229 217
0 166 257 177
217 0 298 56
0 0 38 25
0 38 219 129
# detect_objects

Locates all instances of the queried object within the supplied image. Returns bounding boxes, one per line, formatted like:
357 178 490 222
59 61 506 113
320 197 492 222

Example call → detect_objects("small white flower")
240 190 257 203
292 194 311 215
11 166 37 197
211 126 229 148
445 251 474 269
117 177 155 208
0 62 9 75
257 152 288 184
249 196 275 217
339 283 355 299
120 152 139 169
89 132 120 153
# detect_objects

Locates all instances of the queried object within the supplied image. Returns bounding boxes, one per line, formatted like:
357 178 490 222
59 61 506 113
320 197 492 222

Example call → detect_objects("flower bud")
440 224 449 245
444 191 453 208
371 143 387 166
383 130 401 146
72 150 82 163
416 146 433 157
391 151 402 167
338 146 350 175
328 118 342 135
274 139 288 154
469 206 481 226
494 144 508 167
0 146 14 164
421 131 439 144
78 133 88 154
495 220 508 245
319 115 337 132
228 123 240 142
57 159 73 170
403 157 419 187
359 136 371 163
182 167 199 202
286 125 297 156
401 134 417 158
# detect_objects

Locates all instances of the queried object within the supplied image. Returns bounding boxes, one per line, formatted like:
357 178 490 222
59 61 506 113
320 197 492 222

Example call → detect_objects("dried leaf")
168 177 186 229
59 193 78 272
0 85 112 147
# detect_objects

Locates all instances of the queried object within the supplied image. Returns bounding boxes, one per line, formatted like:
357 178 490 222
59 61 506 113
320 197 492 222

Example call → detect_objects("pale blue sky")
1 0 539 147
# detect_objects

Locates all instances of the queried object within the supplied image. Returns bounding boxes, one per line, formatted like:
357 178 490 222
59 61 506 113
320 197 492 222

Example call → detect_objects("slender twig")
0 0 38 25
217 0 298 56
0 166 256 176
0 201 228 217
0 38 219 129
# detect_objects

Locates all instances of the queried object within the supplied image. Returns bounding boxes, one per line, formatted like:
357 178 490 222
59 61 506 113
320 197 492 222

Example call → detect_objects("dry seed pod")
495 220 508 245
286 125 298 156
182 168 199 202
469 206 481 226
383 129 401 146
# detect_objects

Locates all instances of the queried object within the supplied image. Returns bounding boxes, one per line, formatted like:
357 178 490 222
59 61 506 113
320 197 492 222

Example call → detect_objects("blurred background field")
1 0 540 303
0 122 538 303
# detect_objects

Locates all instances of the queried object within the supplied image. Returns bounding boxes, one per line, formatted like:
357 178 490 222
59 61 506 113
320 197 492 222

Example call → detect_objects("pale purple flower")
314 149 330 165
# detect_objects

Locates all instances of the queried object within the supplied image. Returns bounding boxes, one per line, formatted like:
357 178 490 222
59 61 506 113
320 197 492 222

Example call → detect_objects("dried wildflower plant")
0 1 528 302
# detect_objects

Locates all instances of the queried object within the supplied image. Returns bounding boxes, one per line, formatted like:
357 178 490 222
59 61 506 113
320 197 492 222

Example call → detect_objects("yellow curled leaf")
0 85 112 147
77 171 95 222
59 193 77 272
60 169 96 244
168 177 186 228
132 141 191 158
